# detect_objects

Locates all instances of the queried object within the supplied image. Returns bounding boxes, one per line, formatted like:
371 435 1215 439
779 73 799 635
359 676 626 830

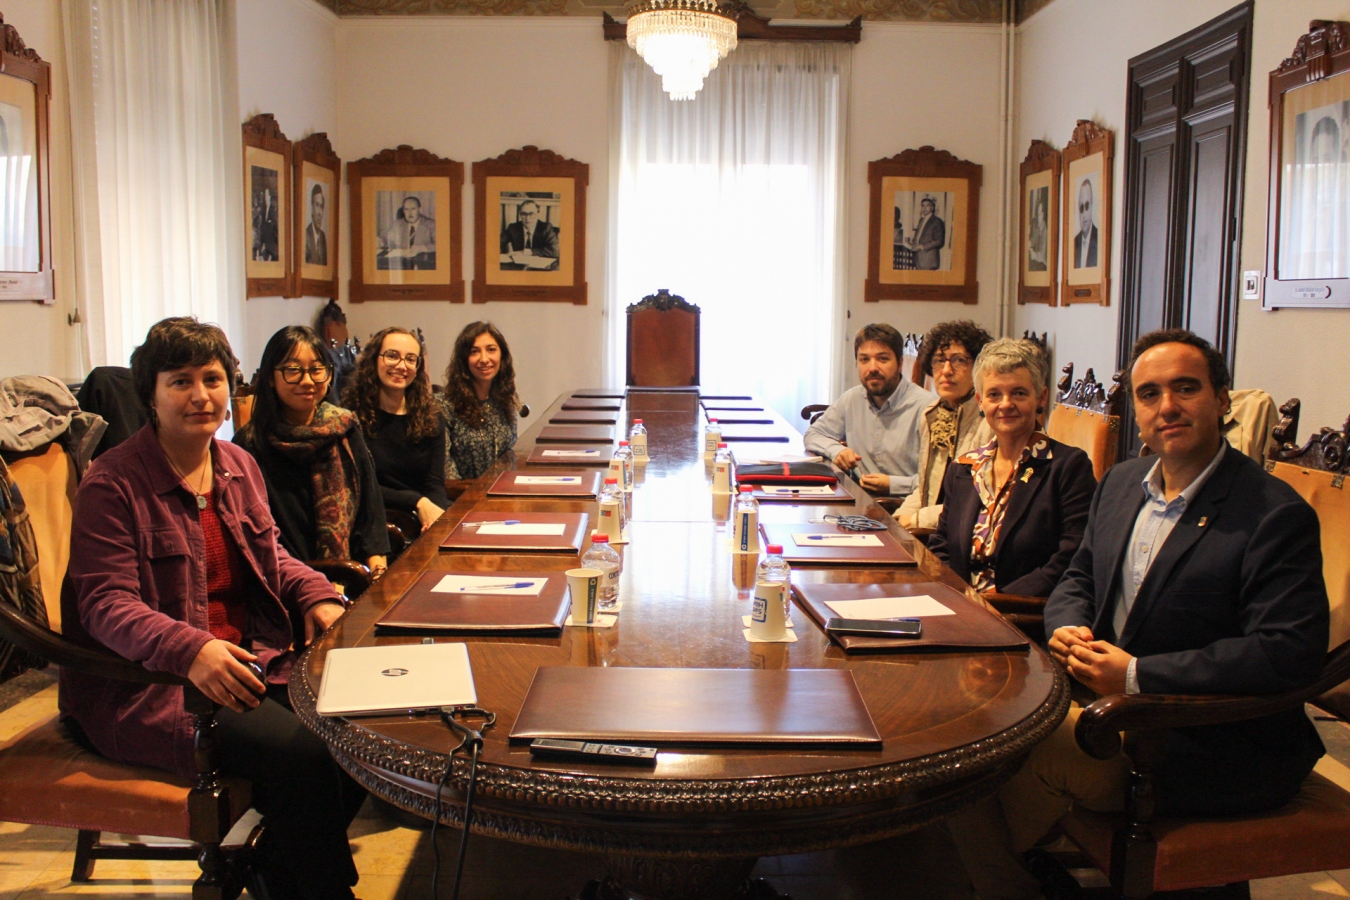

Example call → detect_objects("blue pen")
807 534 860 540
462 519 522 527
459 581 535 591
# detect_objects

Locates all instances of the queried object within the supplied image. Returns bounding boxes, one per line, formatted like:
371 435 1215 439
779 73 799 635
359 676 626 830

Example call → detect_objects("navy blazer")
929 436 1096 597
1046 445 1328 815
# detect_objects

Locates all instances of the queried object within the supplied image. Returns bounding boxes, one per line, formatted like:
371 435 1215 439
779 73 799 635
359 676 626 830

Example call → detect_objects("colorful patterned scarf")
266 401 361 559
960 432 1053 591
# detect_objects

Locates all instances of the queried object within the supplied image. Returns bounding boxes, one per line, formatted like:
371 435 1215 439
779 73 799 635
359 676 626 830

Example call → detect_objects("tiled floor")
4 679 1350 900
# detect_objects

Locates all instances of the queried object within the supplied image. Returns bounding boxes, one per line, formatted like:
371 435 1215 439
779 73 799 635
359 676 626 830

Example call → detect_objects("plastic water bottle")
582 533 621 611
614 441 635 493
757 544 791 621
598 476 624 541
703 418 722 458
731 484 759 554
629 419 648 460
712 442 733 493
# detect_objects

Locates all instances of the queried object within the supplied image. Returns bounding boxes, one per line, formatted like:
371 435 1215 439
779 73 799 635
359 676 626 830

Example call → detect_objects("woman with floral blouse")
440 321 519 481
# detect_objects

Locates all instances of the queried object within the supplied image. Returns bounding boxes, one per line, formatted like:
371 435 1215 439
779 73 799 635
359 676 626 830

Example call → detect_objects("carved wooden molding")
242 112 287 145
873 146 981 179
1021 329 1047 356
1054 363 1125 418
0 13 43 63
627 288 699 315
1272 397 1301 451
1066 119 1111 149
295 131 337 161
353 144 457 169
1271 400 1350 476
476 144 588 176
1278 19 1350 79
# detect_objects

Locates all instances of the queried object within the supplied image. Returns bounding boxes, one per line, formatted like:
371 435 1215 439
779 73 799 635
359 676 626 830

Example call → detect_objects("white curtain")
63 0 243 371
606 41 850 428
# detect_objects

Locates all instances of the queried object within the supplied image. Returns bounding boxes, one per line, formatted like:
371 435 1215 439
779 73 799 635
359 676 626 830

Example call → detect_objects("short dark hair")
853 323 904 361
402 196 421 208
310 183 324 202
918 319 993 377
1127 328 1230 392
129 317 236 416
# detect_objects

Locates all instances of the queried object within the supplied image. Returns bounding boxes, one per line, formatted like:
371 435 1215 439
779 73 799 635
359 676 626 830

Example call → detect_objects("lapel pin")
1198 516 1208 527
1020 469 1033 483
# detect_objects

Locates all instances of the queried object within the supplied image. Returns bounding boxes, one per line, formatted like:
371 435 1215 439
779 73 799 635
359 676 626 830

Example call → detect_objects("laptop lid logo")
381 668 409 677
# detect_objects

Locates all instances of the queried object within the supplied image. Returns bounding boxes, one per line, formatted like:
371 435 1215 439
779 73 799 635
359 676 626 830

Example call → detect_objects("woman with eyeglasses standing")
234 325 389 577
341 327 448 531
441 321 520 482
897 320 995 532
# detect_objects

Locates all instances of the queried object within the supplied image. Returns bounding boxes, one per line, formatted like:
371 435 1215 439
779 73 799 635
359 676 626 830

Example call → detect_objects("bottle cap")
718 442 728 448
605 476 619 484
739 485 753 493
634 419 643 423
619 440 630 446
710 418 718 423
767 544 783 554
591 533 609 543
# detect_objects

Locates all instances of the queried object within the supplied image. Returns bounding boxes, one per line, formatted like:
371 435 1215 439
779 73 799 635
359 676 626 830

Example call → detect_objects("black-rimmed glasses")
278 363 332 384
379 350 422 369
931 354 973 372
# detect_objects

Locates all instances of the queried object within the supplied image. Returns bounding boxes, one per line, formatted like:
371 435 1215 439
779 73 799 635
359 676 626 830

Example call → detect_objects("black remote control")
824 617 923 638
529 739 659 765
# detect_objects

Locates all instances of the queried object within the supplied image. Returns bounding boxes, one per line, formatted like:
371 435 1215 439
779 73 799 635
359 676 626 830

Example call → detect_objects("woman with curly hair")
341 327 448 531
233 325 389 577
441 321 519 481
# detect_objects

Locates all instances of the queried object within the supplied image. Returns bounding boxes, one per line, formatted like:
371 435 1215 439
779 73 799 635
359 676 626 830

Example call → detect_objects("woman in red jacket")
59 317 365 900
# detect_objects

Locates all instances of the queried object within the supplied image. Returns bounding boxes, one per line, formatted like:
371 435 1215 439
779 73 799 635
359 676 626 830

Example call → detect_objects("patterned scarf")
960 432 1053 591
266 401 361 559
930 403 960 454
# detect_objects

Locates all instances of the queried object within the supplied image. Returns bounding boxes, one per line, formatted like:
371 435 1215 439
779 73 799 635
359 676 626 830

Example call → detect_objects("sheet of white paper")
541 449 600 457
760 485 835 496
516 476 581 484
476 523 567 536
430 575 547 596
824 595 955 619
791 533 883 547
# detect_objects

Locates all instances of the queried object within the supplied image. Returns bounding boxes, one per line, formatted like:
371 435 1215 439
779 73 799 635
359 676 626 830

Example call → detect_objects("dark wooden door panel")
1184 121 1236 347
1135 142 1177 336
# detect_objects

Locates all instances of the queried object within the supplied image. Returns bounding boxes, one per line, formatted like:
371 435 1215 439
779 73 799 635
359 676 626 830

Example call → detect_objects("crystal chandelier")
626 0 739 101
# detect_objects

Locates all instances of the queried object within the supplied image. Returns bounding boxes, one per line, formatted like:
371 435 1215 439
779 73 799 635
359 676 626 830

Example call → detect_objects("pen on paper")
462 519 521 528
459 581 536 591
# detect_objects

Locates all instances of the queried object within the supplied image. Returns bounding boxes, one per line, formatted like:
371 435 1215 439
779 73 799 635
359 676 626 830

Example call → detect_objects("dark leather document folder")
440 511 590 553
561 400 622 411
759 523 916 566
549 410 618 425
793 582 1030 653
571 390 625 399
709 417 773 425
487 469 602 498
702 405 765 412
537 424 616 444
510 667 882 746
375 571 570 635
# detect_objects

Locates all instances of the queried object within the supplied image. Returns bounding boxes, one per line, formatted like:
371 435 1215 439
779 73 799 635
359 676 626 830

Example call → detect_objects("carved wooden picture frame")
1264 19 1350 309
347 145 464 303
1018 140 1060 306
865 146 982 303
0 14 54 304
472 146 589 305
292 132 340 300
1060 120 1113 306
243 114 294 298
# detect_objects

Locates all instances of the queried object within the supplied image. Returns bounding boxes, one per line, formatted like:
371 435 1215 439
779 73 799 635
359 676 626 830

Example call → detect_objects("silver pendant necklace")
167 454 211 510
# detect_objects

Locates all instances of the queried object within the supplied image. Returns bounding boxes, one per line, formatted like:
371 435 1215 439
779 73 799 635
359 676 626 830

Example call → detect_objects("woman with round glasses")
341 327 448 531
441 321 519 481
234 325 389 576
897 320 995 532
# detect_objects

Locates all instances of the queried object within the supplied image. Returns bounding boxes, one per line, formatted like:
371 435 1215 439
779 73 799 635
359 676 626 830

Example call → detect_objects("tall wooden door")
1116 1 1253 457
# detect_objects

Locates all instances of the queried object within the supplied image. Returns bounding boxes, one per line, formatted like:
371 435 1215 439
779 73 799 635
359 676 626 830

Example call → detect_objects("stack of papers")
791 533 883 547
824 595 955 619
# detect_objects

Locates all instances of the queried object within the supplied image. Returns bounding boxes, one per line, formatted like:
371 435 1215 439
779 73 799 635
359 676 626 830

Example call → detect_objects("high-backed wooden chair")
626 289 700 387
902 332 926 388
1045 363 1125 481
0 446 258 897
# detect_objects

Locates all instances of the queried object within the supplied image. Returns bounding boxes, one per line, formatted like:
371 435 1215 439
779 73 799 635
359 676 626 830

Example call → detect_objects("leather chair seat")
1061 772 1350 892
0 713 251 839
1046 405 1115 481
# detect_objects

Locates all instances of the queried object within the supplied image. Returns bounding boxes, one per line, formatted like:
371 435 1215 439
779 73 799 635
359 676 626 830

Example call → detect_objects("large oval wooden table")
292 389 1068 900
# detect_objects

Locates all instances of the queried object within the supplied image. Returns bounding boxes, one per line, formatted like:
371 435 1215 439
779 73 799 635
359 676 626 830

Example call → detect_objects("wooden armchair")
1061 639 1350 898
626 289 700 387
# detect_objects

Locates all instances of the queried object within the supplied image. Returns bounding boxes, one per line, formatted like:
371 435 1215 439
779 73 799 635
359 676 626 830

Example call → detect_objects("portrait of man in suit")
500 198 560 270
304 182 327 267
906 196 947 270
1073 176 1099 269
1027 186 1048 273
377 193 436 270
250 166 279 263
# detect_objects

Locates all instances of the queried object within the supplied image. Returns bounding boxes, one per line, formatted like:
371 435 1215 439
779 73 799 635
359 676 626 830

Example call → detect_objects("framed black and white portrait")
347 145 464 303
292 132 340 299
1018 140 1060 305
1060 120 1113 306
243 114 292 298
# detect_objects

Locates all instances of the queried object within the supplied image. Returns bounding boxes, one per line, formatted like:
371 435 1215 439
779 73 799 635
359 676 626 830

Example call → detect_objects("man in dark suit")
500 200 559 269
1072 178 1098 268
906 196 946 270
304 183 327 266
949 329 1328 900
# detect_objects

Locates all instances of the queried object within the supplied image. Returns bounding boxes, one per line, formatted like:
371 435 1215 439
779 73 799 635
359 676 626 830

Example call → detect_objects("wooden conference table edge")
291 389 1070 861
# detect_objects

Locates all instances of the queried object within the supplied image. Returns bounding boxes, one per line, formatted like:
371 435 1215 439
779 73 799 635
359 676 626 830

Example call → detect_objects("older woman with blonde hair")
928 338 1096 597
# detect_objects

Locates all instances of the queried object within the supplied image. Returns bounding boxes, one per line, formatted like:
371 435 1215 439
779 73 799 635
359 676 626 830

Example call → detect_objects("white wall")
0 0 80 381
236 0 340 377
333 17 609 415
844 22 1005 390
1014 0 1350 435
1011 0 1236 381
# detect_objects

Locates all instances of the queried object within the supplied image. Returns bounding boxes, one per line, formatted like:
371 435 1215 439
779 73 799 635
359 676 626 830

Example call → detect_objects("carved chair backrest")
3 442 75 633
626 290 700 387
1045 363 1124 481
1268 401 1350 650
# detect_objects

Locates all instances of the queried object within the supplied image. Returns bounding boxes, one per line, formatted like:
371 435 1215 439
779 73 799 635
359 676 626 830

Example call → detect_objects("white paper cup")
598 499 622 541
750 580 788 640
567 568 603 625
